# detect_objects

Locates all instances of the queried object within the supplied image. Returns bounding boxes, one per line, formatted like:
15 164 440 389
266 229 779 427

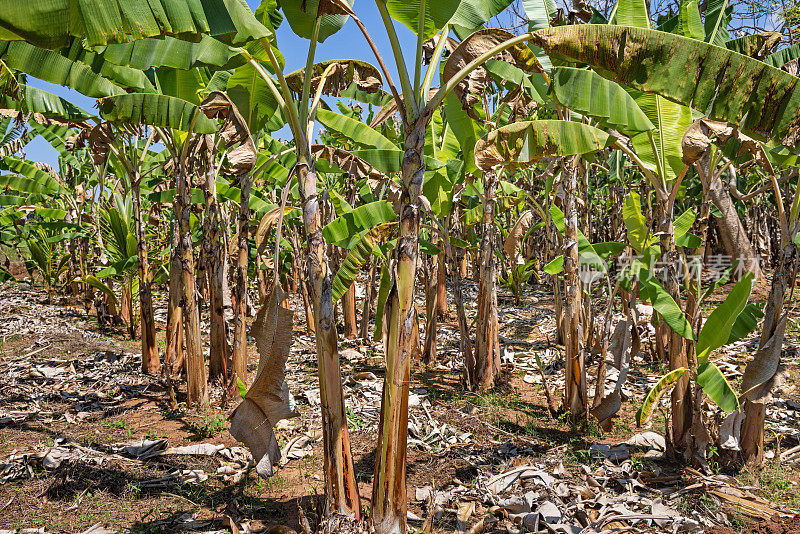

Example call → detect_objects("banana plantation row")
0 1 798 533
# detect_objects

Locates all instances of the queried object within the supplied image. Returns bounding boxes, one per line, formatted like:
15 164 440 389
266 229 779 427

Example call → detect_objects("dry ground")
0 274 799 533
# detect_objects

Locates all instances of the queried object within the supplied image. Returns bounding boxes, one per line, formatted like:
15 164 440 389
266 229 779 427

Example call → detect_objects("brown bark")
436 245 448 318
176 164 208 408
360 257 375 341
708 172 761 278
232 173 250 385
563 157 587 418
421 256 437 364
132 178 160 375
373 119 427 534
342 283 358 340
204 158 233 382
742 243 796 463
165 220 184 377
297 164 361 518
658 205 691 452
469 169 500 391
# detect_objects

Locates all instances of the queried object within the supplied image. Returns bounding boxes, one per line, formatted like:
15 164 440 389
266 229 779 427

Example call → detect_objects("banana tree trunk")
360 257 375 341
297 164 361 518
132 178 160 375
436 245 447 318
232 172 251 384
708 171 761 278
469 169 500 392
442 217 473 371
658 205 691 452
373 120 426 534
176 165 208 408
422 255 437 364
343 283 358 339
563 156 587 418
165 219 184 377
204 163 233 381
741 243 797 464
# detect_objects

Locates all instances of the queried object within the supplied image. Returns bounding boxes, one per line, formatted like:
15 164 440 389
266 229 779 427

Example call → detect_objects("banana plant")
636 272 760 448
20 223 71 303
525 11 799 464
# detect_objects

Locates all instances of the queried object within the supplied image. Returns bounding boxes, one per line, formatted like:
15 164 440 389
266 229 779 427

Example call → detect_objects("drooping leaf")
280 0 353 42
548 67 654 134
474 120 613 170
530 25 800 149
0 41 124 98
0 0 271 48
636 367 687 426
230 287 299 479
442 28 543 118
504 210 534 257
98 93 217 133
285 59 382 97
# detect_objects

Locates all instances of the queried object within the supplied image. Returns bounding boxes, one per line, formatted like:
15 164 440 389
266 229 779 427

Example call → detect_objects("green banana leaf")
281 0 353 42
639 270 695 340
385 0 461 39
548 67 655 134
1 84 93 122
0 157 65 196
696 361 739 412
84 275 119 306
622 191 649 254
99 35 242 71
316 109 399 151
727 303 763 345
696 272 755 363
530 25 800 149
226 63 281 134
322 200 397 249
0 0 270 48
703 0 732 45
765 43 800 69
0 41 124 98
373 262 393 341
331 225 390 302
98 93 217 134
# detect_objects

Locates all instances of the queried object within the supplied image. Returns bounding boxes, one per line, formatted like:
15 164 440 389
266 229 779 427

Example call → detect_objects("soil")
706 515 800 534
0 277 798 533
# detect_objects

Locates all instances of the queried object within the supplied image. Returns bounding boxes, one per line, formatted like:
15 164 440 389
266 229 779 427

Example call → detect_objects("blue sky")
23 1 422 169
